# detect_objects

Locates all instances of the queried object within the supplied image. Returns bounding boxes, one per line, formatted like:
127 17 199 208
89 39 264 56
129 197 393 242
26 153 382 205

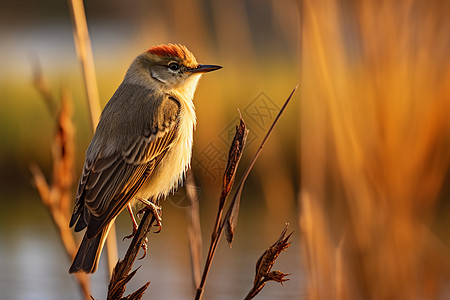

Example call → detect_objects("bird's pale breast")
135 102 195 200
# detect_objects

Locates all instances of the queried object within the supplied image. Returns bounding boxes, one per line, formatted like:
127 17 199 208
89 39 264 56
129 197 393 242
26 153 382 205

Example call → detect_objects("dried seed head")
221 116 248 202
254 223 292 284
266 271 290 285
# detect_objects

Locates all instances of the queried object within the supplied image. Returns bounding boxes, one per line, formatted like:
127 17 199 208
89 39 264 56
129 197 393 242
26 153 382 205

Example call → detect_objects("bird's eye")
168 62 180 71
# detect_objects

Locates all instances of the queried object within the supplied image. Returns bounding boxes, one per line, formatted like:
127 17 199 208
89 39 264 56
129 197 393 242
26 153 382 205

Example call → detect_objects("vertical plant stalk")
185 170 203 290
68 0 118 277
195 117 248 300
30 79 91 299
68 0 101 130
223 84 298 246
107 210 155 300
196 86 297 300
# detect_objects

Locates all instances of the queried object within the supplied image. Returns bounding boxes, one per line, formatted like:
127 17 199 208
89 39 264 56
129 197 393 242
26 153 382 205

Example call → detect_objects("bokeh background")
1 0 450 299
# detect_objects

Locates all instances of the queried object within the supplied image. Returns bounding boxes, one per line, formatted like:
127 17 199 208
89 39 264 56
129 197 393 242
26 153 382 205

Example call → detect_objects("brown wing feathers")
85 162 154 238
69 94 180 239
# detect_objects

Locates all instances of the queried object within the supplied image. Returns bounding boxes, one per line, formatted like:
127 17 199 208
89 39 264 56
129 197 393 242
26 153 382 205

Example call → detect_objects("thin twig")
224 84 298 245
185 170 203 290
195 85 298 300
107 210 155 300
195 117 248 300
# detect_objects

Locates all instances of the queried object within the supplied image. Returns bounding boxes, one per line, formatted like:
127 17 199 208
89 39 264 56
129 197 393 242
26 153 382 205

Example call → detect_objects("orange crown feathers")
146 44 198 67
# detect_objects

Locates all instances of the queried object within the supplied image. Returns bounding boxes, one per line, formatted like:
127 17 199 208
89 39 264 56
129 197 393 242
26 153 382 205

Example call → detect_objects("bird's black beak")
189 64 222 74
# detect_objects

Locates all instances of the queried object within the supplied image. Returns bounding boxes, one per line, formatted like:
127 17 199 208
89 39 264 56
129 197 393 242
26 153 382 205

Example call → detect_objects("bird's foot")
123 203 150 257
123 203 139 241
138 236 148 260
136 197 163 233
122 229 137 241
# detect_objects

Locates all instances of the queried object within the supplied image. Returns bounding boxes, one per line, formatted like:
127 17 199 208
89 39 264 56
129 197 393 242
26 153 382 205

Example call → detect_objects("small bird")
69 44 221 273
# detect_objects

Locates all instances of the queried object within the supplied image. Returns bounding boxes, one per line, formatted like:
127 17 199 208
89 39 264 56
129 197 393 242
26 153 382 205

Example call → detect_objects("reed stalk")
68 0 118 277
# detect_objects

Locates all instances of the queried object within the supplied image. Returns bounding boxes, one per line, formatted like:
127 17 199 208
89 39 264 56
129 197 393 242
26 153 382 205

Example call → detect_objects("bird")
69 43 221 273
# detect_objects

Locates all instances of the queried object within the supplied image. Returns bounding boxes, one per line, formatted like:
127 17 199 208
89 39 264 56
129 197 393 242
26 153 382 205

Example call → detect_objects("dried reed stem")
31 163 91 300
196 86 297 299
68 0 118 277
107 210 155 300
30 71 91 299
223 85 298 245
195 117 248 300
68 0 101 130
185 170 203 290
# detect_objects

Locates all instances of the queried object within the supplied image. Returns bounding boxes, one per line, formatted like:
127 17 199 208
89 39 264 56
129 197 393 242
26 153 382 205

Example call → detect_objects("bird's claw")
124 203 139 241
153 211 163 233
131 197 163 259
137 202 163 233
122 232 134 241
138 237 148 260
123 219 139 241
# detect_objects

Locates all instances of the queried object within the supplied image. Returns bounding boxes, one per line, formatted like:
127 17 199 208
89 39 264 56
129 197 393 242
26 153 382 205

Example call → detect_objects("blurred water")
0 188 304 299
0 21 135 80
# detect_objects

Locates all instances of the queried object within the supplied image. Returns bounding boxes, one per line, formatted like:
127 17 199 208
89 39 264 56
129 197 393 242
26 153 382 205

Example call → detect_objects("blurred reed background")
300 0 450 299
0 0 449 299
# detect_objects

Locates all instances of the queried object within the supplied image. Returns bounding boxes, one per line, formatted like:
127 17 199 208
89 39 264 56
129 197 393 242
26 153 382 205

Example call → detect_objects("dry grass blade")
224 84 298 246
30 83 91 299
244 223 292 300
195 116 248 300
185 170 203 289
107 210 155 300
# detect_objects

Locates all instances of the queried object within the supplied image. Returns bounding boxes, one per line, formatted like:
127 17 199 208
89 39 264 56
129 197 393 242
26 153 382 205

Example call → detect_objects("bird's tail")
69 223 111 273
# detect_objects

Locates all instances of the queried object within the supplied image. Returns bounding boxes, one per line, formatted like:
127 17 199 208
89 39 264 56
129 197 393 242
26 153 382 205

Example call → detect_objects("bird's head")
124 44 221 96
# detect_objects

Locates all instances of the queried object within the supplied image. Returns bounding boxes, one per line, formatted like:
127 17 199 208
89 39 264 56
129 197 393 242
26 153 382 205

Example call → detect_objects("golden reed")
299 0 450 299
